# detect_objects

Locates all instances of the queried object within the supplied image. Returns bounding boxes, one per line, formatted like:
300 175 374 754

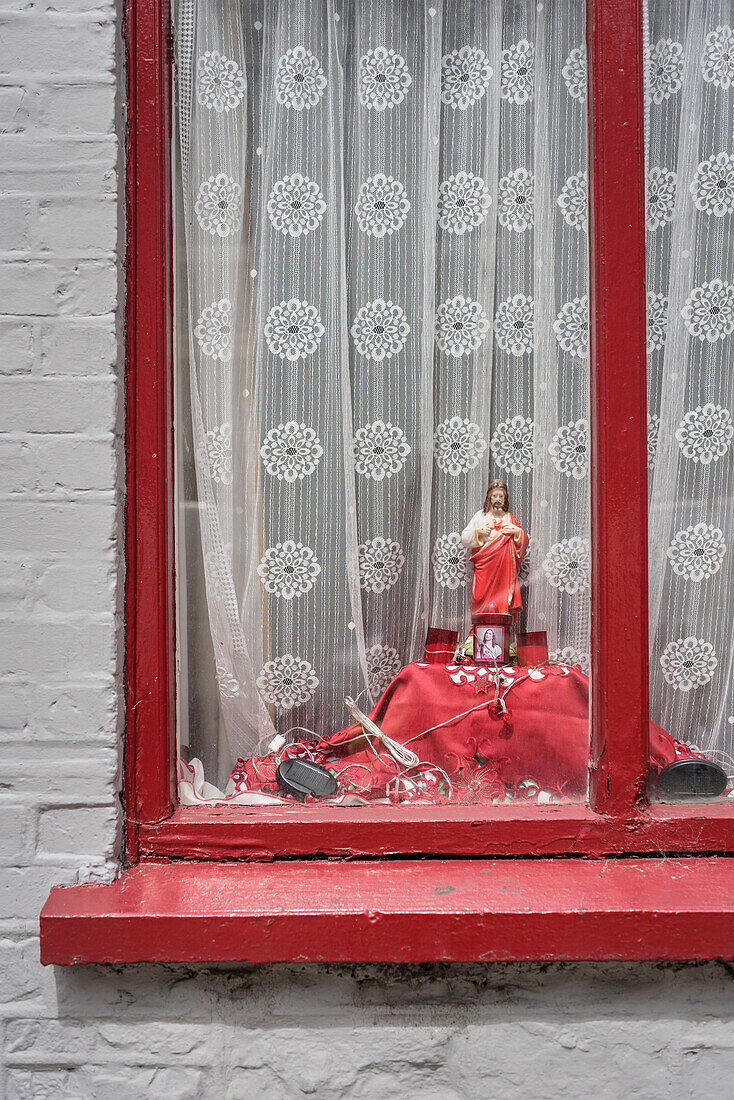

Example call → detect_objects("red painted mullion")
123 0 175 858
586 0 650 816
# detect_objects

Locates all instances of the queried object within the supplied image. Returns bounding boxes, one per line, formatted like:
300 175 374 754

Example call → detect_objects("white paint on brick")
2 2 734 1096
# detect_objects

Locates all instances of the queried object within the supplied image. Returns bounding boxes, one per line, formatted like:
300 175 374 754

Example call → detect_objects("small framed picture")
470 616 510 664
472 614 512 666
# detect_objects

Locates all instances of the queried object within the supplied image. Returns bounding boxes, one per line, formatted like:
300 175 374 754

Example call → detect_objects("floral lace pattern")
195 298 233 362
501 40 534 105
438 172 491 235
681 279 734 343
257 654 319 711
196 51 246 113
194 174 243 237
646 167 676 231
215 661 243 700
647 292 668 352
690 152 734 218
498 168 534 232
647 38 684 104
675 404 733 465
542 536 591 595
435 295 489 358
352 421 411 481
351 300 410 362
275 47 326 109
702 25 734 89
494 293 534 356
358 537 405 594
562 45 586 101
433 416 487 476
550 647 590 676
366 644 402 696
647 413 660 470
432 532 468 591
257 541 321 600
549 418 589 480
667 524 726 583
489 416 534 475
553 296 589 358
355 174 410 238
440 46 492 110
260 421 323 482
204 543 232 601
359 48 411 111
659 637 717 693
264 298 324 362
557 171 588 231
205 423 233 485
267 174 326 238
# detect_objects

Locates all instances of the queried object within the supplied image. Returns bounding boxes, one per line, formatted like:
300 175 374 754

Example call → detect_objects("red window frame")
123 0 734 862
39 0 734 967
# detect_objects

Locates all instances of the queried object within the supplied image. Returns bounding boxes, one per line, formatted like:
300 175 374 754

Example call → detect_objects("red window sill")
137 801 734 861
41 856 734 965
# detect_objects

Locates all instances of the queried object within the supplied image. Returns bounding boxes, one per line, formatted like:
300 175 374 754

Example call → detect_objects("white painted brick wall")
2 1 734 1096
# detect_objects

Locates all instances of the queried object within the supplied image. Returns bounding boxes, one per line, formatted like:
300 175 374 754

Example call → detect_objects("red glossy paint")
40 858 734 965
39 1 734 968
586 0 650 815
123 0 175 860
113 0 722 877
138 802 734 861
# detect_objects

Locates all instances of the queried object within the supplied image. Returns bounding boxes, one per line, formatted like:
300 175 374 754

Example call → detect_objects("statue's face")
490 488 507 512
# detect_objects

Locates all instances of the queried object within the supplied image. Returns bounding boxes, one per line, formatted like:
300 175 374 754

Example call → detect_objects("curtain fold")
645 0 733 765
174 0 592 785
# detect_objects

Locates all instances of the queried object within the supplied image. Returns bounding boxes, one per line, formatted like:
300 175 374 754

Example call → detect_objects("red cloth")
232 661 692 804
470 514 528 618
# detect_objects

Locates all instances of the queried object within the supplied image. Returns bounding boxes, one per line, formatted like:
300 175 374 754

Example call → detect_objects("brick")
0 85 31 134
0 376 117 433
0 259 117 317
0 938 46 1004
36 195 117 254
37 807 116 858
0 319 33 374
0 619 117 680
0 744 118 802
0 501 115 552
0 196 32 252
0 681 117 741
37 558 116 614
0 136 116 195
0 866 79 919
0 806 32 864
0 14 116 76
35 81 115 136
37 317 116 375
0 436 117 494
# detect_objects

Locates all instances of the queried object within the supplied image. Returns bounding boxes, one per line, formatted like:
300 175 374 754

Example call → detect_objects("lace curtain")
174 0 591 784
645 1 734 767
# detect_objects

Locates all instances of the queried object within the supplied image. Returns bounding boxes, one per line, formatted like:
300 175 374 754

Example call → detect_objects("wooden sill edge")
41 855 734 965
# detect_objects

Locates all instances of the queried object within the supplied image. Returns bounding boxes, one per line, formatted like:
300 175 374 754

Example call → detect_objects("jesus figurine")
461 478 528 619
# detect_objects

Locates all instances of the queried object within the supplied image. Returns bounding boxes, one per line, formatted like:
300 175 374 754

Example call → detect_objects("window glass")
645 0 733 803
174 0 593 807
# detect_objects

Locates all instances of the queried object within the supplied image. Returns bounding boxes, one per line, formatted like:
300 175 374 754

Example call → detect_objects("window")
174 0 595 809
40 0 734 968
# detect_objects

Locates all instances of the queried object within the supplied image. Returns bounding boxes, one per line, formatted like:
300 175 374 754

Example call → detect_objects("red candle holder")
516 630 549 667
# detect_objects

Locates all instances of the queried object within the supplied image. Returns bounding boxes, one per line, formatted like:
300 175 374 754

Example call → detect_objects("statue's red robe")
462 511 529 619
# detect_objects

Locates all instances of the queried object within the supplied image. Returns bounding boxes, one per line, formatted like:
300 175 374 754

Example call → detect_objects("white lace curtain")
645 1 734 765
174 0 591 783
